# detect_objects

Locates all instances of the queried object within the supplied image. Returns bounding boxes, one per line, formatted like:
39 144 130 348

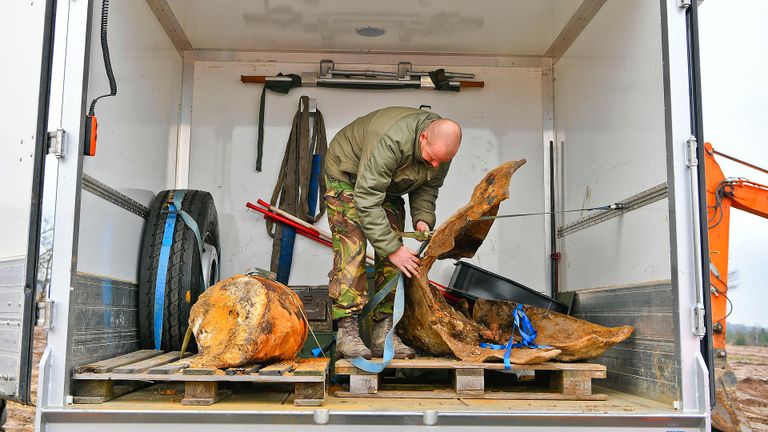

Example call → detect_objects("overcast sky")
700 1 768 327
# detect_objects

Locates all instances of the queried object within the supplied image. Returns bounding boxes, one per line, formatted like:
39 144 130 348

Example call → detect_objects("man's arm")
354 136 402 257
409 162 451 230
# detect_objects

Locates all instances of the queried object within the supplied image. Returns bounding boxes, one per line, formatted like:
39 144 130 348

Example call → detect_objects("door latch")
36 299 55 331
47 129 65 159
691 303 706 337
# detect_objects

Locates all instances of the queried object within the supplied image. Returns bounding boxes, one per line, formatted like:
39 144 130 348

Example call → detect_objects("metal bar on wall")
82 173 149 219
558 183 669 238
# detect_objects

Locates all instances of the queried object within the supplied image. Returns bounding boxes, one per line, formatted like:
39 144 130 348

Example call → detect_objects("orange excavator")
705 142 768 432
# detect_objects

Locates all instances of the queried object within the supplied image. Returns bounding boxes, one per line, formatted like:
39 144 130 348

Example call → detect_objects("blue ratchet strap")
172 192 204 259
311 335 335 358
479 304 549 369
307 154 322 217
276 227 296 284
153 191 208 350
359 272 401 319
153 190 184 350
349 274 405 373
171 192 208 290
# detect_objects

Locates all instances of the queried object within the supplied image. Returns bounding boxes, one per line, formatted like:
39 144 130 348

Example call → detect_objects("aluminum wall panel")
0 258 25 396
69 273 139 368
571 282 679 403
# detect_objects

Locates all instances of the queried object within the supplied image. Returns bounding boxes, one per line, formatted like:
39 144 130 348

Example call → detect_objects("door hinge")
679 0 703 8
685 135 698 167
36 299 55 331
47 129 65 159
692 303 706 337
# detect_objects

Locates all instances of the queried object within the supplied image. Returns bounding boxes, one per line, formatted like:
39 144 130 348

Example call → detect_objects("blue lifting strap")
153 191 207 350
276 226 295 284
311 335 335 358
307 154 322 217
479 304 549 369
349 273 405 373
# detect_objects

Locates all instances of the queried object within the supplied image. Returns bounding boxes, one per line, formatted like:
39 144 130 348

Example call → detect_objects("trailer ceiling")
164 0 584 55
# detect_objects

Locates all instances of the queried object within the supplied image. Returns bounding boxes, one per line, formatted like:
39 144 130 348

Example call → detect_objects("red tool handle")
241 75 267 84
246 202 331 247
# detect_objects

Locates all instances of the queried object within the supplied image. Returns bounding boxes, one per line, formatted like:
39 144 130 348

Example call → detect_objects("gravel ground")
3 327 45 432
726 344 768 432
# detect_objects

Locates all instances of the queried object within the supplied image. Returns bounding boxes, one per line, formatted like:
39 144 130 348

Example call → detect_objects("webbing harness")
267 96 327 283
153 191 207 350
479 304 549 369
256 74 301 171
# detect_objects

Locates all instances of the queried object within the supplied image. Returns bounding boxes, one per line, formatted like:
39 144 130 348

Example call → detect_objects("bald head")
420 119 462 168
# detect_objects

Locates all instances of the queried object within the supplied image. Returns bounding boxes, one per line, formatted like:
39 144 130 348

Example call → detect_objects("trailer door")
0 0 55 404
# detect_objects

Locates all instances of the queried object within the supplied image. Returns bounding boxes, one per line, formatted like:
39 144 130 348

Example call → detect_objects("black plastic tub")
448 261 568 314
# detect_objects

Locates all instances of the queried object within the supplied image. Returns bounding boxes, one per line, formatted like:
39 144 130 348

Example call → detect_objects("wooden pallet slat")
225 363 264 376
292 358 329 376
147 354 198 375
334 357 607 401
184 366 218 376
75 350 163 374
113 351 187 374
334 357 606 374
258 361 296 376
73 351 330 407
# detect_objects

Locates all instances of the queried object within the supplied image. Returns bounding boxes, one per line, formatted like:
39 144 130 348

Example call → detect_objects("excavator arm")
705 142 768 351
704 141 768 432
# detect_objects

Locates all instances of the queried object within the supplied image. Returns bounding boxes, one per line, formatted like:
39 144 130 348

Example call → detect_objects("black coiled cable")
88 0 117 116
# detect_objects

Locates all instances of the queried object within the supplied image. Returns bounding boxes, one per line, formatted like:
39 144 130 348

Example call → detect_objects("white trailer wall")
555 0 671 291
71 0 181 367
552 0 677 402
77 0 182 281
188 62 545 288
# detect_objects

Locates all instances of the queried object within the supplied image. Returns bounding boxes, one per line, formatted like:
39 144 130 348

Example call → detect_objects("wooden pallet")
334 357 607 400
73 350 329 406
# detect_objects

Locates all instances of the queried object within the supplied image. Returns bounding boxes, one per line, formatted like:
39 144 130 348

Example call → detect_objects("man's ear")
419 130 428 144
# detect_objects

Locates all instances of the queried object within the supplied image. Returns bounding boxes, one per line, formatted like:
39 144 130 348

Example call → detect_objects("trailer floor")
72 383 673 415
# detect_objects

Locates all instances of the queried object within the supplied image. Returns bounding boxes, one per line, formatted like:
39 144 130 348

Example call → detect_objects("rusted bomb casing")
189 274 308 368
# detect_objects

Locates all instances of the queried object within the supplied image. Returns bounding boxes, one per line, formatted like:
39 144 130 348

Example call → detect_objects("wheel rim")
200 242 219 289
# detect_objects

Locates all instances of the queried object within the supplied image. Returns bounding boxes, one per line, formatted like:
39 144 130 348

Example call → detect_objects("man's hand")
388 245 420 278
415 220 430 234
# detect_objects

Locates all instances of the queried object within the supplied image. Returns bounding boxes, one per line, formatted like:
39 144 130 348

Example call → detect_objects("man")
323 106 462 359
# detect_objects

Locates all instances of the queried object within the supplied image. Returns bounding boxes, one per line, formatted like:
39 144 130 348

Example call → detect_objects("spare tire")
138 190 220 351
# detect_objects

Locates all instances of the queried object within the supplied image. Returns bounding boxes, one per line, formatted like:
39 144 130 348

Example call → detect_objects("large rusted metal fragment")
472 299 634 362
189 274 308 368
398 160 561 364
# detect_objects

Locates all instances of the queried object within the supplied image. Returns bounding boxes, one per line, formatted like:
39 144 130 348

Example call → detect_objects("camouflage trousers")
325 176 404 321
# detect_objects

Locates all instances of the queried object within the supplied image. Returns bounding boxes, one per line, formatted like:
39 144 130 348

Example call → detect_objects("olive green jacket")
324 107 451 257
